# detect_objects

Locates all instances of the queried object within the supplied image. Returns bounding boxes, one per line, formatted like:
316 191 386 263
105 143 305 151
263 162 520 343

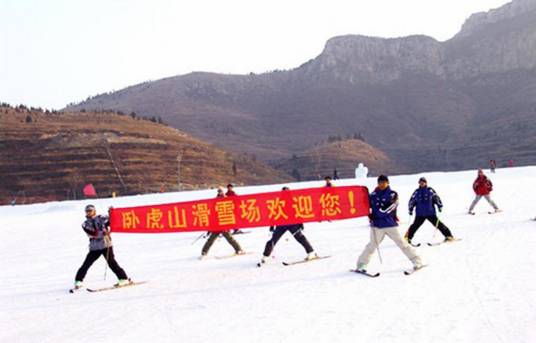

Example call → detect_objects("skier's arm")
430 188 443 211
408 190 417 214
82 220 97 236
376 193 399 218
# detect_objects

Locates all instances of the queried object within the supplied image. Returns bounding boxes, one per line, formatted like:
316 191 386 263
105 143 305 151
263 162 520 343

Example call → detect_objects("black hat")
282 186 290 191
419 177 427 183
227 183 234 188
377 175 389 183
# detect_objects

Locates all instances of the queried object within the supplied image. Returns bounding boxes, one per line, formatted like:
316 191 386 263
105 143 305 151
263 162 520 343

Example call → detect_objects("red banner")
110 185 370 233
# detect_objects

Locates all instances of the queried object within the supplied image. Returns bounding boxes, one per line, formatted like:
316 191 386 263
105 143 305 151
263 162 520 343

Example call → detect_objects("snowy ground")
1 167 535 343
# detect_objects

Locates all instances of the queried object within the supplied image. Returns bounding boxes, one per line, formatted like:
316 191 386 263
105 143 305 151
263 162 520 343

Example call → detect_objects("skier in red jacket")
468 169 501 215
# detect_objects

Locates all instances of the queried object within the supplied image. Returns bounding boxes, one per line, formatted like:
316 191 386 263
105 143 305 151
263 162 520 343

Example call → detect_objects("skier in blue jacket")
356 175 422 272
405 177 455 244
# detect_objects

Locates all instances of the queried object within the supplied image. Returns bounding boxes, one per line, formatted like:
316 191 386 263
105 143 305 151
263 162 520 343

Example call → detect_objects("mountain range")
66 0 536 173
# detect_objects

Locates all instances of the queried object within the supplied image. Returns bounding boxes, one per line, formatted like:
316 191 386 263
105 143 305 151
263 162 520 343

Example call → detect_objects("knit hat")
85 204 96 212
377 175 389 183
418 177 427 183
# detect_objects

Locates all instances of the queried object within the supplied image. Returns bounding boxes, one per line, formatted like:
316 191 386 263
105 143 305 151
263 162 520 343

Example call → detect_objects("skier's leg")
468 195 482 212
427 215 453 238
385 227 421 266
75 250 103 282
104 247 128 280
357 227 386 268
483 195 499 210
289 227 314 254
221 231 243 253
201 233 219 255
407 216 426 241
262 227 286 257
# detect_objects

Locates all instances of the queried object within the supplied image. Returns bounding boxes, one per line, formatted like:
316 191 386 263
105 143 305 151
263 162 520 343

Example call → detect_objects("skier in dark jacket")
258 187 317 266
405 177 455 244
73 205 130 290
200 187 245 258
356 175 422 272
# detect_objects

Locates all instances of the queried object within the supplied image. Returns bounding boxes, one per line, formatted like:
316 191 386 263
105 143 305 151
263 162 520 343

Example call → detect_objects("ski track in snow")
1 167 536 343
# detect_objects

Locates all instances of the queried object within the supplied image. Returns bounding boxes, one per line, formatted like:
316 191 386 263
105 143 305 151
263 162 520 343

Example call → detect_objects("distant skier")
468 169 501 215
489 159 496 173
356 175 422 273
333 169 339 180
258 187 317 266
200 187 245 258
73 205 130 290
508 159 514 168
225 183 237 197
405 177 455 244
355 163 368 179
324 176 334 187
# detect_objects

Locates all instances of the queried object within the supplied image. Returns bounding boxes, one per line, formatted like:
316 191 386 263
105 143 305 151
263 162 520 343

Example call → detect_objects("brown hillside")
272 139 398 181
0 105 291 205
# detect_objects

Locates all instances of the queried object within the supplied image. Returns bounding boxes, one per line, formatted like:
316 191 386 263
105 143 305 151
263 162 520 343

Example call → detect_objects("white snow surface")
1 167 536 343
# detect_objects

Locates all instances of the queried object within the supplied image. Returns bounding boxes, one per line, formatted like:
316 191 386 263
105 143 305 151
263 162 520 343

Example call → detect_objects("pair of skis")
257 255 331 267
349 264 428 277
69 280 147 293
410 237 462 247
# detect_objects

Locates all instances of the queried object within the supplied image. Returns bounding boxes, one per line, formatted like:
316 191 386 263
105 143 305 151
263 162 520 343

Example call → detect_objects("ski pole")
191 232 207 245
431 216 440 241
372 227 383 264
104 243 110 281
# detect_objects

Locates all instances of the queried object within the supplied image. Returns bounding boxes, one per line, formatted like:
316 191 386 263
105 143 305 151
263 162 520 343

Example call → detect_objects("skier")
356 175 422 273
200 187 245 258
405 177 455 245
324 176 334 187
73 205 130 290
468 169 501 215
224 183 245 234
258 187 317 266
225 183 237 197
489 159 496 173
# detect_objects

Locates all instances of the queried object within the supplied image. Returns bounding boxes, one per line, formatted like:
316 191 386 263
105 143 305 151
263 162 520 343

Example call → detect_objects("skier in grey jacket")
73 205 129 290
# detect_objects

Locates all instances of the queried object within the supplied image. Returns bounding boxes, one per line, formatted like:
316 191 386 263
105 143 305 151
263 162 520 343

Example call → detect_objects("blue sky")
1 0 509 109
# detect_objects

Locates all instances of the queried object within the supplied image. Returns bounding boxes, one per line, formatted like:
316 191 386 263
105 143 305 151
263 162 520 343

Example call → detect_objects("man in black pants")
73 205 129 290
258 187 317 266
405 177 455 244
200 187 245 258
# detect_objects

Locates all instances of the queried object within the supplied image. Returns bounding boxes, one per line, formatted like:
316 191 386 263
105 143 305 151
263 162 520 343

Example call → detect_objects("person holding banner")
324 176 334 188
258 187 317 266
356 175 422 273
226 183 245 235
200 187 245 259
73 205 130 290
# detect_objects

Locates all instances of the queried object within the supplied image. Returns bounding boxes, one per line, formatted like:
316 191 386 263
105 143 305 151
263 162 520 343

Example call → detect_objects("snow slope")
1 167 535 343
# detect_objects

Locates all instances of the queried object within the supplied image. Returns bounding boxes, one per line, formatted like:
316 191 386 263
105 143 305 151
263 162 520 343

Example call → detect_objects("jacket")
473 176 493 196
369 187 399 228
408 186 443 217
82 215 112 251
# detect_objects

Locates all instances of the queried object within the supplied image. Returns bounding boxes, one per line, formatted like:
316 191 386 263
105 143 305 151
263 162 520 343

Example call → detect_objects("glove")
409 210 413 216
438 207 442 213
